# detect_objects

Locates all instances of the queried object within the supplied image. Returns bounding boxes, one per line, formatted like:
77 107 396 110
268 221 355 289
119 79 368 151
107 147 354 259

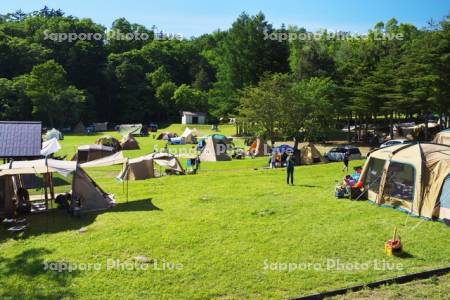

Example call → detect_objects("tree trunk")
389 112 394 139
347 114 352 143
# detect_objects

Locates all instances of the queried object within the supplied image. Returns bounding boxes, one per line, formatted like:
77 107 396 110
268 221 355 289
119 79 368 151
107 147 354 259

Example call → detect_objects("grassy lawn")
1 129 449 299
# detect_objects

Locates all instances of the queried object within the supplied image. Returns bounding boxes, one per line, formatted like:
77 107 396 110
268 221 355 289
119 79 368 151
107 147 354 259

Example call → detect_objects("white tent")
181 127 199 144
0 159 77 177
41 138 62 157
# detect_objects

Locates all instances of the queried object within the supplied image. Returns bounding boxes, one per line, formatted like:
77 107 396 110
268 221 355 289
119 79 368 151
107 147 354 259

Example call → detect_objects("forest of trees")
0 7 449 141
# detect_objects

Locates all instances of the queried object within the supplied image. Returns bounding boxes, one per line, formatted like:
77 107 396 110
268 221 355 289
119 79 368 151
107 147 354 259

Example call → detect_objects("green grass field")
1 127 449 299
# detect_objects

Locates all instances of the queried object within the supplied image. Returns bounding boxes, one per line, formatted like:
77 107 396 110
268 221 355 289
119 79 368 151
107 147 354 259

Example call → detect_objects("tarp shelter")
81 152 185 181
248 138 270 157
433 129 450 145
298 143 325 165
118 153 185 180
199 136 231 162
93 122 108 132
0 159 114 217
119 124 143 137
41 138 61 157
96 136 121 151
46 128 63 141
181 128 199 144
72 145 115 163
72 121 86 134
120 134 140 150
157 132 177 140
360 143 450 221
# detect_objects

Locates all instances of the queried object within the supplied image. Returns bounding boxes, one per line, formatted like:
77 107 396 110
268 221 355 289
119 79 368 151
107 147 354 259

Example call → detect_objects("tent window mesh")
384 162 415 201
363 158 385 192
440 174 450 209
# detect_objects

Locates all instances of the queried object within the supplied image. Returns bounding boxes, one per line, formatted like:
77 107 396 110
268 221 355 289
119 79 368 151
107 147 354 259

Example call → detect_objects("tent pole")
126 179 129 203
49 173 55 208
44 174 49 211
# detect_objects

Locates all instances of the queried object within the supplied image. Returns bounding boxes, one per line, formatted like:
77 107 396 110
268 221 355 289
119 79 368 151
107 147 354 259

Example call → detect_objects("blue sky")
1 0 448 37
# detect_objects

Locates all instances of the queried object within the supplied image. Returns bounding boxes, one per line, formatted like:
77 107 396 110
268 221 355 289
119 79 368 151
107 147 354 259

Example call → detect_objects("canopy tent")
360 143 450 221
72 145 115 163
433 129 450 145
80 152 126 168
157 132 177 140
298 142 325 165
199 136 231 162
119 124 142 137
45 128 63 141
248 138 270 157
120 134 140 150
181 127 199 144
0 159 114 217
40 138 62 157
72 121 86 134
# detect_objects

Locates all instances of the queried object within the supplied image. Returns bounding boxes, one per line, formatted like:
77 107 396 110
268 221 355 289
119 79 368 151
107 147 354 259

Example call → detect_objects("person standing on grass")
286 152 295 185
343 151 350 173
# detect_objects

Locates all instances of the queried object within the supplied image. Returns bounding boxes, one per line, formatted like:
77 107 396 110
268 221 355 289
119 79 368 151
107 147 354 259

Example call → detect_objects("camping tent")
298 143 325 165
248 138 270 157
46 128 63 141
360 143 450 221
72 145 115 163
120 134 140 150
181 128 199 144
0 159 114 217
41 138 61 157
118 153 185 180
96 136 121 151
72 121 86 134
157 132 177 140
433 129 450 145
199 136 231 162
81 151 185 181
119 124 142 136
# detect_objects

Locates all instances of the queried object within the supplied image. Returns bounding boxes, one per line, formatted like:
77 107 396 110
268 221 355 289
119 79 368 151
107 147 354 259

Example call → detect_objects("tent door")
439 174 450 209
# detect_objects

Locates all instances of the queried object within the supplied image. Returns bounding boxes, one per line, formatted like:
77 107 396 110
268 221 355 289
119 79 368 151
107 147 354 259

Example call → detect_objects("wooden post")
49 173 55 208
44 174 49 210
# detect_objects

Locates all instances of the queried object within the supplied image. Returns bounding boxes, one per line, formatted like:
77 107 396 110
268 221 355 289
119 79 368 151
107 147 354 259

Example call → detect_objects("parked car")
325 145 362 162
380 139 411 149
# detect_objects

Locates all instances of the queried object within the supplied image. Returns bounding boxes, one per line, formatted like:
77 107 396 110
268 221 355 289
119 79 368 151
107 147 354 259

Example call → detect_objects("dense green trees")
0 7 448 135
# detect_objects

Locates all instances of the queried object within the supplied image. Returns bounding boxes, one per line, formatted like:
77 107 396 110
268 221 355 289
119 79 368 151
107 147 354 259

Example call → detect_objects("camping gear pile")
385 227 402 256
335 167 364 199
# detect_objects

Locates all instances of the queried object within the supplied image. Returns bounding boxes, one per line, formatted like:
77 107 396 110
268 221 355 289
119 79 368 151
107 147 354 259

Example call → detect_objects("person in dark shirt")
343 151 350 173
286 153 295 185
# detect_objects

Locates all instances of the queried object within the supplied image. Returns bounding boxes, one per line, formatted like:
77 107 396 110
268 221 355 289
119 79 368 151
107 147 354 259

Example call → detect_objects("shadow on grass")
0 198 160 242
395 251 415 259
0 248 79 298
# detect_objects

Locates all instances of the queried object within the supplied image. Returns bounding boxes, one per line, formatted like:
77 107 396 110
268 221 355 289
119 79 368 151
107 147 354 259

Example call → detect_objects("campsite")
1 1 450 299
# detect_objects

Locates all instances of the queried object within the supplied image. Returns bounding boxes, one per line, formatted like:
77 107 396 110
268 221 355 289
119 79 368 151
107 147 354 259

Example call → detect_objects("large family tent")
157 132 177 140
96 136 121 151
433 129 450 145
72 145 115 163
120 134 140 150
119 124 142 136
72 121 86 134
181 127 199 144
248 138 270 157
298 143 325 164
360 143 450 221
45 128 63 141
0 159 114 217
199 136 231 162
